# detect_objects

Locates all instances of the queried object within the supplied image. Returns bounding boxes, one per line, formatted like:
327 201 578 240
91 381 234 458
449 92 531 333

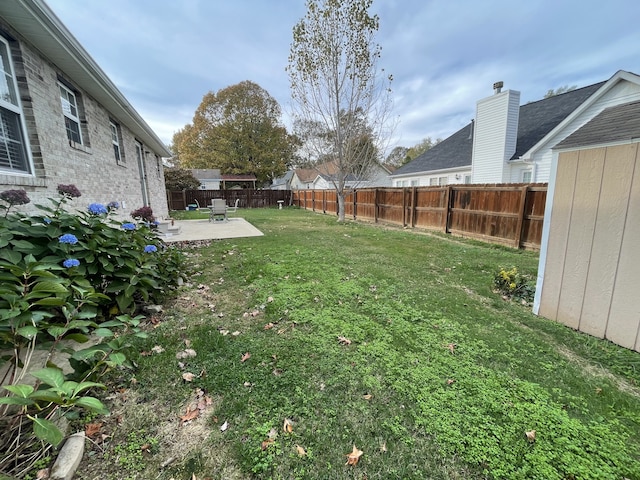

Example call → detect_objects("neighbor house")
0 0 171 218
191 169 222 190
391 70 640 187
290 161 392 190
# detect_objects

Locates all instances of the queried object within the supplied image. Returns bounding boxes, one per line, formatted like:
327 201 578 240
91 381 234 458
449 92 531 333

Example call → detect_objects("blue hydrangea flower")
121 222 136 231
144 245 158 253
88 203 107 215
63 258 80 268
59 233 78 245
107 201 120 210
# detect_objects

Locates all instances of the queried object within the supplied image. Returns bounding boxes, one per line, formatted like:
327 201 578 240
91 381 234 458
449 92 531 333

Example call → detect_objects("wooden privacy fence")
293 184 547 249
167 189 292 211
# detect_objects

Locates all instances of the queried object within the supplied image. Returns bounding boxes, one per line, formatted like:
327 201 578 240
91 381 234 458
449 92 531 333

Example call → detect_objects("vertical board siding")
606 143 640 351
293 184 547 249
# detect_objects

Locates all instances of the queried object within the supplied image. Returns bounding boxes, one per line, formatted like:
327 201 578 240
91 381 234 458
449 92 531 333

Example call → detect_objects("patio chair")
209 198 227 222
226 198 240 215
193 199 210 213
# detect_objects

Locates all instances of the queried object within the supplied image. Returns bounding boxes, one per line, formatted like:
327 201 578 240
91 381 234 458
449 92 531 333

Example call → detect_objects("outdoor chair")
226 198 240 215
209 198 227 222
193 199 210 213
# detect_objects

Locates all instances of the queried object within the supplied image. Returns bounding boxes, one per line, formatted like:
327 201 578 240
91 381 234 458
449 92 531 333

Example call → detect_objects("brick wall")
0 19 169 220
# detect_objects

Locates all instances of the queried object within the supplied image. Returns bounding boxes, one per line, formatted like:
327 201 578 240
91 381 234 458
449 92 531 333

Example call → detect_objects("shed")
534 100 640 352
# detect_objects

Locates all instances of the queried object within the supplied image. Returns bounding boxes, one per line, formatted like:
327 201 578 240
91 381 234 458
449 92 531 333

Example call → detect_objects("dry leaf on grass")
345 445 363 465
220 421 229 432
447 343 456 354
362 394 372 400
182 372 196 382
151 345 165 354
296 445 307 457
85 422 102 438
179 406 199 423
176 348 197 360
283 418 293 433
264 322 275 330
241 352 251 362
525 430 536 442
261 438 274 450
337 336 352 345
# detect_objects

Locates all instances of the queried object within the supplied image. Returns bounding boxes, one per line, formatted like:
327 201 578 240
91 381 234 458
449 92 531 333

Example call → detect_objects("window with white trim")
464 174 472 184
0 37 31 174
110 121 124 164
522 169 532 183
59 83 82 144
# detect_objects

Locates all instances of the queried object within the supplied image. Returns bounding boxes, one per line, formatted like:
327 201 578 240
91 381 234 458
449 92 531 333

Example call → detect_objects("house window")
59 83 82 144
464 174 472 184
522 169 532 183
410 180 419 186
110 121 124 164
0 37 31 174
438 176 448 185
429 178 438 186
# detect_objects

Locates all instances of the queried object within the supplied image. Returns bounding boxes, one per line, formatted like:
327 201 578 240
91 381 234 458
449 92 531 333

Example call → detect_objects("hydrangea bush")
0 186 186 476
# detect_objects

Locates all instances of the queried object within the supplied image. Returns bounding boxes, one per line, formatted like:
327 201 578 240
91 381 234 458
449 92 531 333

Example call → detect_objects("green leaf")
28 389 63 404
64 333 90 343
32 281 68 294
31 367 65 388
47 326 69 339
16 325 38 339
0 396 33 406
3 384 34 398
72 381 105 396
32 417 64 447
94 328 114 337
108 352 126 365
34 297 68 307
0 249 22 264
73 396 109 415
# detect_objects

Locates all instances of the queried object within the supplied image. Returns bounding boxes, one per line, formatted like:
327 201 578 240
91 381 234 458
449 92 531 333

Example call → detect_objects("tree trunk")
337 191 346 222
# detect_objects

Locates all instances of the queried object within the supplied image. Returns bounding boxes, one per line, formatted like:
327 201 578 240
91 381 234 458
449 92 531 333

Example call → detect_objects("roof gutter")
0 0 171 157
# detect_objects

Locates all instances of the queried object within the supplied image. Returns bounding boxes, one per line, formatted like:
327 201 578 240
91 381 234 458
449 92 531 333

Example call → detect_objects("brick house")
0 0 170 218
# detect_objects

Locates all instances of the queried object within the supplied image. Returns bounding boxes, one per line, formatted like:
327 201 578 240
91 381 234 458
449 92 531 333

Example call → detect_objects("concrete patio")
160 217 264 242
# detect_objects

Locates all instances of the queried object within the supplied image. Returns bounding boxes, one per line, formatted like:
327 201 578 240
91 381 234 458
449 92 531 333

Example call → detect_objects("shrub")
0 186 187 477
493 266 535 304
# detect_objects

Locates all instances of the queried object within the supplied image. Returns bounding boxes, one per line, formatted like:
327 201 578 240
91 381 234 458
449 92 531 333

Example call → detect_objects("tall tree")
385 146 409 167
288 0 394 221
405 137 442 164
172 81 296 185
163 167 201 191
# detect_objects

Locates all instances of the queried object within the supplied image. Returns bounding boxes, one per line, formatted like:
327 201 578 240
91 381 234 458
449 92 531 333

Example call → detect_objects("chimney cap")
493 81 504 93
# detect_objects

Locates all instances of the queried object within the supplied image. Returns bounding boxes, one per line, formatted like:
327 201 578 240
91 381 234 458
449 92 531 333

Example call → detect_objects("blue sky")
46 0 640 155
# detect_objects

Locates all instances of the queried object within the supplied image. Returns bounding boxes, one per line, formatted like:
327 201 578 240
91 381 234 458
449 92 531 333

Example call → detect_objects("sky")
45 0 640 157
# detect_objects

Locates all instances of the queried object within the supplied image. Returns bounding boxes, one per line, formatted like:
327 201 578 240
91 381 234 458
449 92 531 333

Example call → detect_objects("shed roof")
555 100 640 150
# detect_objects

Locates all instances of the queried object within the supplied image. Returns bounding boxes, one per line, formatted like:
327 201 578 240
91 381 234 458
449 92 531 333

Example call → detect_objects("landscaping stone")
50 431 85 480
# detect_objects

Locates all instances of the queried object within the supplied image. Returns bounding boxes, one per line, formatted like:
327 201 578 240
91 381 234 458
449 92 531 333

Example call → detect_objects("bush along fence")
0 186 186 478
293 183 548 250
167 188 292 211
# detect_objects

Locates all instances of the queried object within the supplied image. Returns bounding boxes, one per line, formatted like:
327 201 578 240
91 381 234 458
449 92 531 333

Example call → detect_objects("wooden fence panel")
168 189 291 211
292 183 547 249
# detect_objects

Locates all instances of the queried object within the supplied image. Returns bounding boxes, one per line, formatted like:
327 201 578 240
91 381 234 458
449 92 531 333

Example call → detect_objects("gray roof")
272 170 294 186
392 81 606 176
555 100 640 150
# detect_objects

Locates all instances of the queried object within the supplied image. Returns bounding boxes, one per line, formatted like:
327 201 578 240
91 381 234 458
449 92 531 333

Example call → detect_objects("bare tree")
287 0 394 221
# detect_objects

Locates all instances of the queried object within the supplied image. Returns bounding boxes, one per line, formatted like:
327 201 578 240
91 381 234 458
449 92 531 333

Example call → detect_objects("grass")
77 207 640 480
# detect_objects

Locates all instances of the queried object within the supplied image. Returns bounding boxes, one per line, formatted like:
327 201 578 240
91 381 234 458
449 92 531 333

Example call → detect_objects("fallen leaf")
184 339 192 348
176 349 197 360
264 322 275 330
85 422 102 438
283 418 293 433
243 381 253 387
140 443 151 452
182 372 196 382
180 406 199 423
447 343 456 354
36 468 49 479
261 439 274 450
525 430 536 442
241 352 251 363
251 310 260 317
267 427 278 440
380 441 387 453
232 331 241 336
219 329 229 336
447 379 456 385
151 345 165 354
296 445 307 457
267 296 274 303
345 445 363 465
362 394 372 400
220 421 229 432
338 336 352 346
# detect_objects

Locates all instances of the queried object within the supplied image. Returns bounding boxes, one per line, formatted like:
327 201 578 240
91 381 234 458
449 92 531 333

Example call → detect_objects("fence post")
411 187 417 227
374 188 379 223
323 190 326 213
443 186 452 233
513 185 529 248
353 190 357 220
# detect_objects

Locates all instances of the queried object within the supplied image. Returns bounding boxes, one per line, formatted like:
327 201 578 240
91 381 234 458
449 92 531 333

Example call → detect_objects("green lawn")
83 207 640 479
